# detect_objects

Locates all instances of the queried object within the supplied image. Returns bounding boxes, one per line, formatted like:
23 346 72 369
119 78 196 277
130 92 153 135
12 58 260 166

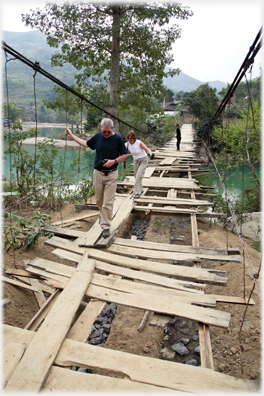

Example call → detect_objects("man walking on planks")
65 118 127 238
175 124 181 151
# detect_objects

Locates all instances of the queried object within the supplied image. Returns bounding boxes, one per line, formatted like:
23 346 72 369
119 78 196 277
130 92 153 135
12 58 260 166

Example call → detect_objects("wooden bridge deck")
3 124 258 393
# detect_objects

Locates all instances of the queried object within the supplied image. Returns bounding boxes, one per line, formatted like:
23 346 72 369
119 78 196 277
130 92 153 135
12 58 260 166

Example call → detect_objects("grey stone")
180 338 190 345
171 342 190 356
192 335 199 341
102 323 111 333
77 367 88 373
89 337 103 345
186 359 198 366
195 346 200 355
160 348 175 360
89 329 101 339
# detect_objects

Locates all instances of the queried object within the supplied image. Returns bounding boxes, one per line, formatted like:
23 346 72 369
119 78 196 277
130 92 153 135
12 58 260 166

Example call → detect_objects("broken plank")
94 195 134 248
51 211 100 226
134 206 199 214
5 326 257 394
2 276 40 292
43 225 84 238
25 290 61 331
5 252 95 392
44 366 176 393
135 196 212 206
45 236 227 285
30 278 46 308
113 237 240 256
105 243 241 264
75 196 125 247
50 250 206 292
26 261 215 308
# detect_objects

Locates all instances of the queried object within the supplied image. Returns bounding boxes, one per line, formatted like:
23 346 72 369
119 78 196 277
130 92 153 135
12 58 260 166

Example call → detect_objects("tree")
43 85 90 131
22 2 193 131
212 99 261 211
165 88 175 102
182 84 219 137
2 102 23 122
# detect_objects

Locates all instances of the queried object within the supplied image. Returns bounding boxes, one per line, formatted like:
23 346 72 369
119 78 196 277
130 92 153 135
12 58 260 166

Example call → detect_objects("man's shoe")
102 229 110 238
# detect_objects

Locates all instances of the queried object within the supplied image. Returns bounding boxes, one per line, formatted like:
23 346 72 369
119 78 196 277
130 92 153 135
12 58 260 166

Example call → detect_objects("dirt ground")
2 201 262 386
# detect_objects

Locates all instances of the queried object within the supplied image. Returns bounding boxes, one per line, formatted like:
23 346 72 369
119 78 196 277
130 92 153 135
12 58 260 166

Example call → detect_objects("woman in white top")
125 130 155 198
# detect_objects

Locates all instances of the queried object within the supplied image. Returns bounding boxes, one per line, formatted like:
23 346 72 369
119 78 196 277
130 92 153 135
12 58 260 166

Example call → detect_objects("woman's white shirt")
125 140 147 160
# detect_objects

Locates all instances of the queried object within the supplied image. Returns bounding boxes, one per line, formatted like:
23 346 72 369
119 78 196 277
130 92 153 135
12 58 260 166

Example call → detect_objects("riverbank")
22 137 80 147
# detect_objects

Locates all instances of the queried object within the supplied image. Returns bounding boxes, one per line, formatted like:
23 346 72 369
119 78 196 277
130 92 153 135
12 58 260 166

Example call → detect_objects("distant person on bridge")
125 130 155 198
175 123 181 151
65 118 127 238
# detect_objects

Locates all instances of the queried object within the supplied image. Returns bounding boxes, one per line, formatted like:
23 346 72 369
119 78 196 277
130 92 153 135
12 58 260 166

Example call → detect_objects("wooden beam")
45 236 227 285
5 252 95 392
3 325 258 393
50 250 206 292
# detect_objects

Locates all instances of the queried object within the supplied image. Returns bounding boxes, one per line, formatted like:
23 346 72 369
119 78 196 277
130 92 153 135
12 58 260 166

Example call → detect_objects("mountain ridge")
2 30 227 93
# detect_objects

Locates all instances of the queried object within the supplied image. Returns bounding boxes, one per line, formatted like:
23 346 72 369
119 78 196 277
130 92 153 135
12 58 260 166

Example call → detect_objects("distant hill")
2 30 227 122
163 68 226 93
2 30 227 92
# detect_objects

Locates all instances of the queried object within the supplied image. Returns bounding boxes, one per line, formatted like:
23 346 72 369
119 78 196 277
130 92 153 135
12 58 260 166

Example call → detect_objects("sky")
0 0 263 84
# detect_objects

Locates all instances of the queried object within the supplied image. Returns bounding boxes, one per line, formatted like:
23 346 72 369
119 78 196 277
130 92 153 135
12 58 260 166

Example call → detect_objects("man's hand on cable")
65 128 73 138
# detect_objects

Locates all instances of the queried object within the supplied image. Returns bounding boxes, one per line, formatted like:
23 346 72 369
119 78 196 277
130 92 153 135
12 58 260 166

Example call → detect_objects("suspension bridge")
2 29 262 392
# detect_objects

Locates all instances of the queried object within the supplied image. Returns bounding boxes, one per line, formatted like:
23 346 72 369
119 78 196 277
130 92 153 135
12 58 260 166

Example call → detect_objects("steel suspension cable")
201 27 262 141
1 41 150 136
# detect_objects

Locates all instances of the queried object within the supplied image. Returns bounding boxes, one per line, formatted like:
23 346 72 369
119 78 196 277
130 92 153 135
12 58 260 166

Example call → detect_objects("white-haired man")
66 118 127 238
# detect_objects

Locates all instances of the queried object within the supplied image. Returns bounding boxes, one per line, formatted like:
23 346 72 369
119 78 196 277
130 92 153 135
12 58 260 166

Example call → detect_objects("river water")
2 127 132 184
2 127 261 198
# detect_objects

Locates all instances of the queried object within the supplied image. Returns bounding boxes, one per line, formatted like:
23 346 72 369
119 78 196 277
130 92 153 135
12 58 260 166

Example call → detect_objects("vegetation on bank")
183 76 261 244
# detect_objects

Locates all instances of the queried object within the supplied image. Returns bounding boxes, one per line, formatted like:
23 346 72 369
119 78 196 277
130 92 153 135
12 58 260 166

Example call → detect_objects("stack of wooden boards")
3 124 258 392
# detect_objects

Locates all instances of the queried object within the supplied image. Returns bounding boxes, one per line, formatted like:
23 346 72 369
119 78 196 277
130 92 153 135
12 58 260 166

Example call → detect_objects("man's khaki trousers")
93 169 118 229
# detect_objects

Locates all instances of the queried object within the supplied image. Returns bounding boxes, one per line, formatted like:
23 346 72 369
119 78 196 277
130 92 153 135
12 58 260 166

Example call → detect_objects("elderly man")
65 118 127 238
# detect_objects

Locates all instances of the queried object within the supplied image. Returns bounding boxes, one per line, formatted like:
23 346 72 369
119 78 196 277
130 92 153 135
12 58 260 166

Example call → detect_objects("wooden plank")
159 157 176 165
4 326 256 394
2 276 39 292
2 343 26 388
119 176 200 190
94 195 134 248
30 278 46 308
214 295 255 305
51 211 100 226
134 206 200 214
75 196 125 247
144 167 156 177
135 196 212 206
5 252 95 392
199 323 214 370
43 366 177 393
113 237 240 256
4 268 41 278
43 225 84 238
26 262 216 308
66 300 105 342
45 236 227 285
50 250 206 292
105 243 241 264
25 290 61 331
